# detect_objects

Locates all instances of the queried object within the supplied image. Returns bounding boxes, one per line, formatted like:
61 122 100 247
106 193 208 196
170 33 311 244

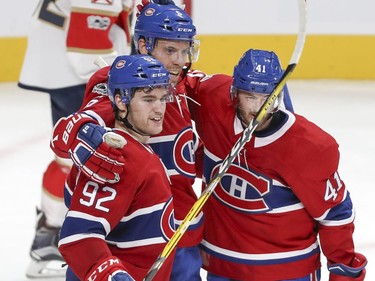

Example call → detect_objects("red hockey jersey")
52 66 204 248
58 128 175 281
185 72 361 280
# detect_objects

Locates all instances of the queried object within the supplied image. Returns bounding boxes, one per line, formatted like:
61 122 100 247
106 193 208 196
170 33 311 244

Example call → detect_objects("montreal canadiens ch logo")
160 197 175 241
173 127 196 178
212 164 272 213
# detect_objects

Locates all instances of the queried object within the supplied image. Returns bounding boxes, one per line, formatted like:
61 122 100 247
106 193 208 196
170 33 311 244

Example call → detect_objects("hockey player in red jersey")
51 2 204 280
184 49 367 281
18 0 135 278
58 54 176 281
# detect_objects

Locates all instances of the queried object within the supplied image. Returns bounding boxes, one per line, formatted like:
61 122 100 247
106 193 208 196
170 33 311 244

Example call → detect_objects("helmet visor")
118 84 175 104
136 84 175 103
189 39 200 63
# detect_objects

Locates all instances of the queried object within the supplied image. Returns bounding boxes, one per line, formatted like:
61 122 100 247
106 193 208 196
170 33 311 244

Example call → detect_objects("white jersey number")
79 181 117 212
324 171 343 201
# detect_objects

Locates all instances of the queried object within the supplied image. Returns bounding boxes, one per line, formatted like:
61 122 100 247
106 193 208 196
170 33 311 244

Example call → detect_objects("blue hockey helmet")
231 49 283 95
231 49 287 109
134 3 199 62
107 54 172 105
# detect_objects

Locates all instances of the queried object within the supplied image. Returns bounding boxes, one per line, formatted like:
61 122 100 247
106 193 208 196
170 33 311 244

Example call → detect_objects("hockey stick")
143 1 307 280
94 56 109 68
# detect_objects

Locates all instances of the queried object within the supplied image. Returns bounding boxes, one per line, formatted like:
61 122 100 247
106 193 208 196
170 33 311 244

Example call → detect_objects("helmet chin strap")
179 49 194 83
180 63 191 81
235 107 248 129
118 107 150 137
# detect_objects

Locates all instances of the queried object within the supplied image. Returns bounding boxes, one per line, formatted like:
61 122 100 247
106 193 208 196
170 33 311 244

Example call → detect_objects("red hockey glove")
51 113 92 159
328 253 367 281
85 256 134 281
69 123 126 184
136 0 176 17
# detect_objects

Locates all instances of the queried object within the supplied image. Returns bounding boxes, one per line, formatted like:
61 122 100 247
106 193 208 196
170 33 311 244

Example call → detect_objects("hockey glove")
328 252 367 281
69 123 126 184
85 256 135 281
136 0 176 17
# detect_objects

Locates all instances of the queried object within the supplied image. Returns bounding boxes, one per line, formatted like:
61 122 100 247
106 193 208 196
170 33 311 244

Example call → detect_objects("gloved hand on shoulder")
69 123 126 184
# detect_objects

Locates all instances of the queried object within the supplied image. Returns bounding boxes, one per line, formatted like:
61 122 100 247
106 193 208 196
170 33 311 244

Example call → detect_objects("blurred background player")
18 0 135 278
51 2 204 280
185 49 367 280
59 54 176 281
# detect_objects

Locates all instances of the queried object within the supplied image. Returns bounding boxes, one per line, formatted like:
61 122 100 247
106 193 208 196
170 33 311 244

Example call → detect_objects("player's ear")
115 94 128 115
138 38 148 55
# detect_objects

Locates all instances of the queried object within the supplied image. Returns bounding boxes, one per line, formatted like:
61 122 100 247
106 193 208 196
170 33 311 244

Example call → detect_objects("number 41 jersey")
185 73 358 281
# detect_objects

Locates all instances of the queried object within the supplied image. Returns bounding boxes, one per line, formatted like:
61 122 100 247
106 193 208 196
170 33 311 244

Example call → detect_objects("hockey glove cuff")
328 252 367 281
85 256 134 281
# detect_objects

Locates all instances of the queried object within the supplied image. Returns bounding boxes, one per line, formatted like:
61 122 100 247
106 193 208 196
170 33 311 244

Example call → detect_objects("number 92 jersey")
59 129 175 281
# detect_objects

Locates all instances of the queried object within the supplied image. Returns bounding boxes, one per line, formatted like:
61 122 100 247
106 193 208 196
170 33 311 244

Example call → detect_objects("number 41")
324 171 343 201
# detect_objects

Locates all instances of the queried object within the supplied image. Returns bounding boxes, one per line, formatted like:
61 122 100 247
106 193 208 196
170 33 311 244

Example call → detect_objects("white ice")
0 80 374 280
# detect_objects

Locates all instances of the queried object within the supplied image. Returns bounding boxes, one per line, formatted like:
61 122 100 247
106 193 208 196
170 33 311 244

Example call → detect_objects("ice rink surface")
0 80 374 280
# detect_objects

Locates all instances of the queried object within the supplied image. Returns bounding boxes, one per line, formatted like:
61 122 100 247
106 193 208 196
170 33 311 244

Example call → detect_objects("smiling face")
138 39 192 85
115 86 169 143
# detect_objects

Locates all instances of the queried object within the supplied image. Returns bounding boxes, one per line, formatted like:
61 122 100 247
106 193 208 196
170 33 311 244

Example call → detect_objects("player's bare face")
151 40 191 85
236 91 272 131
127 87 168 142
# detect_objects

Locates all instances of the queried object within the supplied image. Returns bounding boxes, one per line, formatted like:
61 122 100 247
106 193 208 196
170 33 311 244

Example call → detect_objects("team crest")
160 197 175 240
148 127 197 178
144 8 156 16
211 163 272 213
115 60 126 69
173 127 196 178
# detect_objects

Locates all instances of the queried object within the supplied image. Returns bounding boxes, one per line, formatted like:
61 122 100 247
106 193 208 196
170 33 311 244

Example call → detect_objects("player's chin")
149 123 163 135
241 114 255 126
150 127 163 136
169 73 180 85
